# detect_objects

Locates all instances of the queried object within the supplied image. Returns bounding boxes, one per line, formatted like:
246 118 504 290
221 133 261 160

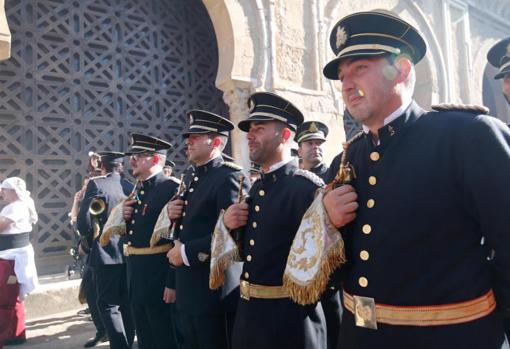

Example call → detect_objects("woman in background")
0 177 38 347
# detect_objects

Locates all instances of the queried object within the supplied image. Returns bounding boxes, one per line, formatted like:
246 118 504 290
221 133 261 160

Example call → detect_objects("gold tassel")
283 132 362 304
99 224 126 247
209 209 241 290
209 247 240 290
283 238 345 305
149 233 161 248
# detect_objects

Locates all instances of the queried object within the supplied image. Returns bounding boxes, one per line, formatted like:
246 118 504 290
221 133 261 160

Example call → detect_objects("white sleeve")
0 202 25 223
180 244 190 267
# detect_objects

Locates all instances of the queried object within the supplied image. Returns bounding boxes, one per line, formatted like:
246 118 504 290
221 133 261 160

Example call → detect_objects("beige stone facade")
203 0 510 167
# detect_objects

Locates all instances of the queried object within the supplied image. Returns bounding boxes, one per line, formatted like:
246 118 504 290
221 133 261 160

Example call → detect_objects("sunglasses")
130 152 155 161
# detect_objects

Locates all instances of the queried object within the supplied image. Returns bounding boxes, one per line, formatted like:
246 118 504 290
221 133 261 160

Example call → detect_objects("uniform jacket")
174 156 249 316
328 101 510 348
241 160 324 286
310 162 329 183
124 171 179 305
77 172 132 266
233 161 327 349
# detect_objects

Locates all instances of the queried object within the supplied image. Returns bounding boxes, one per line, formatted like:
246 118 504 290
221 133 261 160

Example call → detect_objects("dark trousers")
504 318 510 344
172 304 185 348
178 313 227 349
132 302 177 349
82 262 105 337
223 287 240 349
95 264 135 349
232 297 326 349
321 288 342 349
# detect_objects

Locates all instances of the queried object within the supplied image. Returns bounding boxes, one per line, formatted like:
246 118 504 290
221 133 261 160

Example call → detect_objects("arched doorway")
0 0 227 272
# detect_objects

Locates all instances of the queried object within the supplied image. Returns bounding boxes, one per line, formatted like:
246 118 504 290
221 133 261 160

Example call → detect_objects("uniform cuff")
181 244 190 267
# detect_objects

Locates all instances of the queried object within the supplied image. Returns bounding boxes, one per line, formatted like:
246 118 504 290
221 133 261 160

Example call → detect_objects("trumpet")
89 198 106 216
89 198 106 239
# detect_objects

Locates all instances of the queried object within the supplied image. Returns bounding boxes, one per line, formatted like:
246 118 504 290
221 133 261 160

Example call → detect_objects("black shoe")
77 308 91 317
4 338 27 346
83 333 108 348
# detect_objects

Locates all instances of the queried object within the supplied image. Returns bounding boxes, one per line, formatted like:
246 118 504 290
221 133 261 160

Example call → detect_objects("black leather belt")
0 232 30 251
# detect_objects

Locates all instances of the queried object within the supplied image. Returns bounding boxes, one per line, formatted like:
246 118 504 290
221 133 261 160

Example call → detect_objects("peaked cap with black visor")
238 92 304 132
323 11 427 80
182 110 234 138
487 37 510 80
124 133 172 155
96 151 125 164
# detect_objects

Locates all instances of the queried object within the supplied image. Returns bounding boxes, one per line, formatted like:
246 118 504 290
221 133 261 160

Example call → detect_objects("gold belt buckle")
353 295 378 330
123 244 130 256
240 280 250 300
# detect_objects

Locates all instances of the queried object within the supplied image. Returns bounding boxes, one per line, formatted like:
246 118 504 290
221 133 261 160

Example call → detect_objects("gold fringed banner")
99 201 126 247
209 210 240 290
150 204 171 247
283 190 346 305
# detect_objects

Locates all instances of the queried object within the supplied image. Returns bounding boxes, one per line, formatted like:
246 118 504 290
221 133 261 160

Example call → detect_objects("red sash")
0 259 25 343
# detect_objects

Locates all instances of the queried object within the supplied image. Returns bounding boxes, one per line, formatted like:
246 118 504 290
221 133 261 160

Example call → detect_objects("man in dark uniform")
322 11 510 348
488 37 510 106
295 120 341 348
487 36 510 339
122 134 180 349
77 151 135 349
166 110 249 349
223 92 327 349
248 162 261 184
163 160 176 178
296 121 329 181
79 246 107 348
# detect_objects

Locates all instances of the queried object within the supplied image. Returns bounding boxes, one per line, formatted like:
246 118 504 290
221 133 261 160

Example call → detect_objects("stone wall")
203 0 510 166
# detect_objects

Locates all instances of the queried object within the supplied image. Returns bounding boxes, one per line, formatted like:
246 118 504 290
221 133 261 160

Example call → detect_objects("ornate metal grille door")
0 0 226 272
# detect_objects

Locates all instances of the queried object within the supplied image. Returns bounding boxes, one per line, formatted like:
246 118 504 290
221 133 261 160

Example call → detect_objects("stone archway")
202 0 264 168
0 0 227 271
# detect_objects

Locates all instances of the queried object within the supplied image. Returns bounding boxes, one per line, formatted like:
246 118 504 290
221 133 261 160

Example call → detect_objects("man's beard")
250 139 278 164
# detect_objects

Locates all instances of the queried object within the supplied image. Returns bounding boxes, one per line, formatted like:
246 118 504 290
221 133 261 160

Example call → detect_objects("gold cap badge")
336 26 348 50
248 98 256 113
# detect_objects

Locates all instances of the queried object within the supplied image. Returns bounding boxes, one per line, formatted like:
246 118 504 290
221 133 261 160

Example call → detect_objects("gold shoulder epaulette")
222 161 243 171
295 169 325 187
431 103 490 115
347 130 364 145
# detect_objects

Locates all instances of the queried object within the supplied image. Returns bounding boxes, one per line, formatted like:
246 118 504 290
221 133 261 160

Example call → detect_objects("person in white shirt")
0 177 38 346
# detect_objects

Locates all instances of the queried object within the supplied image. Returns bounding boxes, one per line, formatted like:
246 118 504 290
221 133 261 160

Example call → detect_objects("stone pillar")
222 80 253 169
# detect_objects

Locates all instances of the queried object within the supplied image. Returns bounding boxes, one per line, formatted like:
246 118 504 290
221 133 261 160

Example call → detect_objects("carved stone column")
222 80 253 169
